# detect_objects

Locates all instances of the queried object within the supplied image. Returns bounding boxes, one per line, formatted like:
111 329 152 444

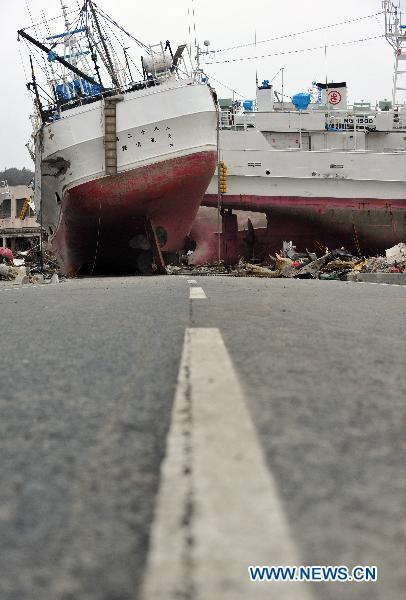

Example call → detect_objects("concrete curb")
347 273 406 285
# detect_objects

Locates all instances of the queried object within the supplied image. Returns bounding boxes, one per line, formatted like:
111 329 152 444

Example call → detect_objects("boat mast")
87 0 120 88
28 55 46 123
383 0 405 106
60 0 70 32
18 28 103 89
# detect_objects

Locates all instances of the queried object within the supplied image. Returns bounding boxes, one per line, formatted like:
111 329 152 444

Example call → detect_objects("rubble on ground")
167 241 406 280
0 244 63 284
166 262 229 276
232 261 281 278
21 244 63 277
232 255 296 278
167 246 364 280
295 250 361 280
361 244 406 274
386 242 406 264
291 243 405 279
0 264 20 281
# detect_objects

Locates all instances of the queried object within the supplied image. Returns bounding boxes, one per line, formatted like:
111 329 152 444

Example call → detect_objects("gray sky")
1 0 399 169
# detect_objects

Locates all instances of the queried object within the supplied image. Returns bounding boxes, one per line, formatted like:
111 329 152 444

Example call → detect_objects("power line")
212 12 384 54
204 35 385 65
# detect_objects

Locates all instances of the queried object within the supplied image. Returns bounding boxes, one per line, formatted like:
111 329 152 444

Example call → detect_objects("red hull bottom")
192 195 406 264
54 151 217 275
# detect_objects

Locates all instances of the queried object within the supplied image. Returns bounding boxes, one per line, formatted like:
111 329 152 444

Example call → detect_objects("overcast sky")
0 0 401 169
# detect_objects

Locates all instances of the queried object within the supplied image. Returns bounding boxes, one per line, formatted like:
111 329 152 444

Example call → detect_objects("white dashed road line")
141 328 311 600
187 279 197 284
189 286 207 299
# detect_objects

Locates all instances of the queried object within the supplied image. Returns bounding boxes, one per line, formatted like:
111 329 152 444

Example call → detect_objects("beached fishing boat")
190 1 406 264
19 0 217 274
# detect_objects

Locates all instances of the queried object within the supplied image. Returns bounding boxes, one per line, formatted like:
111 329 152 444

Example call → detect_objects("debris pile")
0 247 19 281
232 255 296 278
233 261 281 278
228 248 361 280
359 243 406 274
0 243 63 284
21 245 62 277
167 242 406 281
167 262 230 276
0 264 20 281
294 249 362 280
244 242 405 280
386 242 406 265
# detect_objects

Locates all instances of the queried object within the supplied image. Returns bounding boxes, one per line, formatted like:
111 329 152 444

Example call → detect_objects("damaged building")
0 182 41 251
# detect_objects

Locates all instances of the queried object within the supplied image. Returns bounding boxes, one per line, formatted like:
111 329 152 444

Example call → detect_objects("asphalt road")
0 276 404 600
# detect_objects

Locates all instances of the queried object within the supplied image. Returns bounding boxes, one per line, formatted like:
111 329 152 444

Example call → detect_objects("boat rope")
92 2 150 52
273 89 291 101
21 6 80 32
269 67 284 83
126 54 143 79
41 10 52 37
203 73 245 99
18 44 29 82
18 44 36 110
22 39 48 78
24 0 52 80
212 11 384 53
47 10 85 50
188 0 198 55
204 35 385 65
98 11 143 78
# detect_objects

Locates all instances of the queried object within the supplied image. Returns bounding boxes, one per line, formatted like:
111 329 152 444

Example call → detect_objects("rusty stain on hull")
53 150 217 275
191 195 406 265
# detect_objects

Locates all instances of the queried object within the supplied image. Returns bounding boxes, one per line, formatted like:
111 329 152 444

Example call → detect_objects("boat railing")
219 109 256 130
219 104 406 134
43 72 172 121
